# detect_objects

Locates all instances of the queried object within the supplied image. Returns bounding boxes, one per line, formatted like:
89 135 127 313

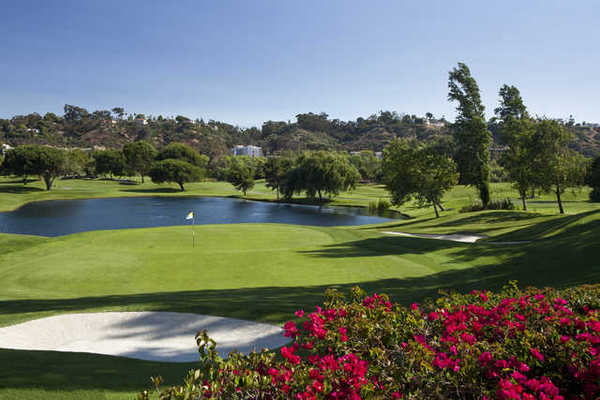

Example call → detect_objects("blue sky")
1 0 598 127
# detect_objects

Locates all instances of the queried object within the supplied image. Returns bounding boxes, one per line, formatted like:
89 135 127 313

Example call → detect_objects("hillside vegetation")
2 107 598 158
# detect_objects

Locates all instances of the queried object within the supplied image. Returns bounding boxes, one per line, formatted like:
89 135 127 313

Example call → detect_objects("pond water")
0 196 398 237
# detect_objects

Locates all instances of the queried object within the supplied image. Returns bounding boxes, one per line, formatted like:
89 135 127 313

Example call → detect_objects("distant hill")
1 106 598 158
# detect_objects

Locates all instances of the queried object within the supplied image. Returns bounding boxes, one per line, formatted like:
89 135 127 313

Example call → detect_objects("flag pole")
192 213 195 248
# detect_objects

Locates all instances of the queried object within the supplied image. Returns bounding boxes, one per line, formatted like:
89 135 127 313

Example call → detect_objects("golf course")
0 177 598 399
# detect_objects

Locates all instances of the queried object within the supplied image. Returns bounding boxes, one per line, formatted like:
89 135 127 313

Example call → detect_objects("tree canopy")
382 139 458 217
226 157 256 196
281 151 360 202
156 142 208 168
122 140 157 183
534 119 587 214
148 159 203 191
0 145 66 190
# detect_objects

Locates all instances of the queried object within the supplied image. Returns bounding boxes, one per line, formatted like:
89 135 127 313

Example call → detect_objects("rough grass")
0 177 598 399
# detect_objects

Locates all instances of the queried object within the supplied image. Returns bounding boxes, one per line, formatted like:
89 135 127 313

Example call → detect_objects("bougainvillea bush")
139 283 600 399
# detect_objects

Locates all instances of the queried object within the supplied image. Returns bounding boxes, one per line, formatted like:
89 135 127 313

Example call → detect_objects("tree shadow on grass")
0 348 195 394
0 185 45 194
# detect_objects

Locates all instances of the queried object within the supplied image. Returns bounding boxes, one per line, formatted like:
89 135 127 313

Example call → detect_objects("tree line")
0 142 209 191
381 63 592 217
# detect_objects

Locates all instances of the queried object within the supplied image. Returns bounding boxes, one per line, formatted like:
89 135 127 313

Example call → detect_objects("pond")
0 196 398 236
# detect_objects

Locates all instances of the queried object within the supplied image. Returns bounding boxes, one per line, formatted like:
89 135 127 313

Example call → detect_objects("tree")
156 142 208 168
94 150 126 178
534 119 587 214
586 155 600 202
495 85 536 210
1 145 66 190
63 104 89 122
226 157 255 196
281 151 360 202
448 63 492 207
264 156 293 200
111 107 125 120
64 149 91 177
349 151 381 182
148 159 203 191
382 139 458 217
0 145 38 184
122 140 157 183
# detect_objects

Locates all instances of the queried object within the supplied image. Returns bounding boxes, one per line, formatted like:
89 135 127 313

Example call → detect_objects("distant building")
232 145 262 157
134 118 148 127
425 120 446 127
349 150 383 160
582 122 600 128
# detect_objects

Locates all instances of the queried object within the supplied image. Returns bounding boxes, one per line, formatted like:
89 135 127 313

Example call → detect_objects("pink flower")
295 309 305 318
530 348 545 362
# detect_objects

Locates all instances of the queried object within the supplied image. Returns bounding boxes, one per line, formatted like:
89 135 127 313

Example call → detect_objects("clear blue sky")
1 0 598 127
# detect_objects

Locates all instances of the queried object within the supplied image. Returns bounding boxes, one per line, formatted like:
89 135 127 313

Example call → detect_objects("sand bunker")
0 312 290 362
382 231 530 245
382 231 484 243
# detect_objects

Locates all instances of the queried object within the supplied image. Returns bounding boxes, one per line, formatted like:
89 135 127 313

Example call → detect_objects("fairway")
0 180 599 399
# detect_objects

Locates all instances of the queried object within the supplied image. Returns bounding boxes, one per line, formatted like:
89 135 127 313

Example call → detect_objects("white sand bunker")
0 312 290 362
382 231 530 245
382 231 484 243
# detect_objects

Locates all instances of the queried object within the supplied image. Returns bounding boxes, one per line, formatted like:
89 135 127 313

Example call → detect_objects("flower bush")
139 283 600 399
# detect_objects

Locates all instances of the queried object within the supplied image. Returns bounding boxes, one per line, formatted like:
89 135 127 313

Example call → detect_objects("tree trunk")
178 182 185 191
43 174 53 191
276 187 280 200
318 190 322 202
437 202 445 211
141 173 145 184
556 187 564 214
433 202 439 218
520 190 528 211
479 183 491 208
530 188 536 199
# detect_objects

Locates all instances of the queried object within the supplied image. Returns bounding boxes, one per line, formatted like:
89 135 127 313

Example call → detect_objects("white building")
232 145 263 157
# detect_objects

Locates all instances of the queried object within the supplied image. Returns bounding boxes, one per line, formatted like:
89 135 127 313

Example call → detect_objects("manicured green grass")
0 177 598 399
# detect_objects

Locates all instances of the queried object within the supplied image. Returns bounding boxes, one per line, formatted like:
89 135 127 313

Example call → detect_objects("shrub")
460 198 515 213
368 198 391 213
140 283 600 399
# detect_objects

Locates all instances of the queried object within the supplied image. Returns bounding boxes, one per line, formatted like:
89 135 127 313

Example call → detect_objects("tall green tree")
122 140 157 183
226 157 256 196
382 139 458 218
448 63 492 207
534 119 587 214
93 150 126 178
495 85 537 210
264 156 293 200
149 159 203 191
